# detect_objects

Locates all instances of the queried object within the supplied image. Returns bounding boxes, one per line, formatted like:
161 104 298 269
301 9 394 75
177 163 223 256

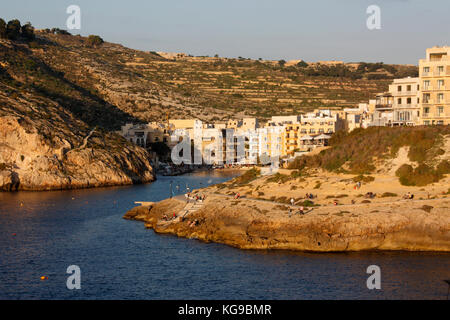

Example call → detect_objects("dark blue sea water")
0 171 449 300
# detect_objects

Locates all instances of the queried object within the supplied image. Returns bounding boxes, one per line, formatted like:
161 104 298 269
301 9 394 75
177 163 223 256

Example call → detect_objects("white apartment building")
419 46 450 125
390 77 420 126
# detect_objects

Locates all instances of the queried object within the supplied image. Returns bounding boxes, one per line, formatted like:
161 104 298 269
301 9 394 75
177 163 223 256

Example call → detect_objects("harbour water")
0 171 449 300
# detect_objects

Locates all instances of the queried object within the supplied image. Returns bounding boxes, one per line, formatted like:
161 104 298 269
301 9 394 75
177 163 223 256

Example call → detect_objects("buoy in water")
40 276 48 280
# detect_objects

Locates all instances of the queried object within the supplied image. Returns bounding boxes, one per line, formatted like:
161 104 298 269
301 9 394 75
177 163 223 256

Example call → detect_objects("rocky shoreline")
124 194 450 252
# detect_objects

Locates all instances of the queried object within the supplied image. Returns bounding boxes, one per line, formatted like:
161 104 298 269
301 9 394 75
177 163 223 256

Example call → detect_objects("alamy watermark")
366 5 381 30
66 265 81 290
66 5 81 30
366 265 381 290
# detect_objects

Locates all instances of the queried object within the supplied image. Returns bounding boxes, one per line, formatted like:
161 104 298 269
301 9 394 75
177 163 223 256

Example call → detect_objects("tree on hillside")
21 22 35 40
278 59 286 67
86 35 104 47
0 18 7 39
50 28 71 35
297 60 308 68
6 19 21 40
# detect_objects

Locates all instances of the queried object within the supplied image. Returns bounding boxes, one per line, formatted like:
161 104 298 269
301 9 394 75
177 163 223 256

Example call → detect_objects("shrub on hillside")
288 126 450 176
6 19 21 40
381 192 397 198
86 35 104 47
0 18 6 39
233 168 260 185
436 160 450 176
396 163 444 186
352 175 375 183
266 173 290 183
21 22 35 40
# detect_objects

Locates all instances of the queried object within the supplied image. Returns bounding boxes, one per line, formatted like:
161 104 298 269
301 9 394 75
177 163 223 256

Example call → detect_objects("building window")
423 107 430 115
437 66 444 75
438 79 444 89
423 67 430 74
423 93 430 103
407 98 411 104
398 85 402 92
424 120 430 125
438 93 444 103
437 106 444 116
407 85 411 91
437 120 444 125
423 80 430 90
397 98 402 105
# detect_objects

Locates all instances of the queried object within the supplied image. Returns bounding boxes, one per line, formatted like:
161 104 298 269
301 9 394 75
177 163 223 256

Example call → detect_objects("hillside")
0 36 155 191
23 31 417 123
289 126 450 186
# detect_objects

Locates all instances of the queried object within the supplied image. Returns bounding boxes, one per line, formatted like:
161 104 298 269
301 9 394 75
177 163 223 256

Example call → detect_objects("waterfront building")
119 122 170 148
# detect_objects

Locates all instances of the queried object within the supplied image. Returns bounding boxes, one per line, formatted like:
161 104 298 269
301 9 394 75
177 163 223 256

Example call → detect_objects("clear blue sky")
1 0 449 64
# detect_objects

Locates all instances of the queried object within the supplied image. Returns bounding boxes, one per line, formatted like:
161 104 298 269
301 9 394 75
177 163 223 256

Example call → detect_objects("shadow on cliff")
1 40 143 131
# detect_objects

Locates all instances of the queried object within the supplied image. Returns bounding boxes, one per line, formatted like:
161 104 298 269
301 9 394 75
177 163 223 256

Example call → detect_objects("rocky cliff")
0 39 154 191
0 115 154 191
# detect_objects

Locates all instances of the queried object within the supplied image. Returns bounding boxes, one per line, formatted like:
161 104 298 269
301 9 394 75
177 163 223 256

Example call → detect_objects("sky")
1 0 449 65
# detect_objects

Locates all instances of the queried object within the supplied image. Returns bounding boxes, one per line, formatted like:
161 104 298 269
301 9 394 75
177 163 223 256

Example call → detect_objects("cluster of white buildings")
119 46 449 166
119 110 346 166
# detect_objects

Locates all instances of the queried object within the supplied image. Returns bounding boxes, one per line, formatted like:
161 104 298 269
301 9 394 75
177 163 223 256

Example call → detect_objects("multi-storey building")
119 122 170 147
257 125 283 162
281 110 344 156
419 46 450 125
343 103 371 131
370 92 394 127
390 77 420 126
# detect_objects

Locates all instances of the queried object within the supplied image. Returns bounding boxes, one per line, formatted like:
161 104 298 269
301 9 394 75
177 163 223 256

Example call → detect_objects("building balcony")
375 104 393 110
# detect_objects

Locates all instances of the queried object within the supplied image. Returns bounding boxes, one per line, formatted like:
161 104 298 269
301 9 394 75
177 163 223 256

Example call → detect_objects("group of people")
305 193 316 200
288 206 307 216
354 181 362 190
162 212 178 221
185 193 206 203
364 192 376 199
403 192 414 200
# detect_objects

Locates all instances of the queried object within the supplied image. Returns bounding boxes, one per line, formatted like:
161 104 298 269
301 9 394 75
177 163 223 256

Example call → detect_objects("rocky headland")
124 193 450 252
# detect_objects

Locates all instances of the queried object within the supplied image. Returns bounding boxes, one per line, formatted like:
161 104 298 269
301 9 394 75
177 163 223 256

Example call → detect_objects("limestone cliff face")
0 115 154 191
124 197 450 252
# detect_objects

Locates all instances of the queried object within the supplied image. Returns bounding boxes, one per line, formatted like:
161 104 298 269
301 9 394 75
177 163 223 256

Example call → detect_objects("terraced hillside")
29 31 417 123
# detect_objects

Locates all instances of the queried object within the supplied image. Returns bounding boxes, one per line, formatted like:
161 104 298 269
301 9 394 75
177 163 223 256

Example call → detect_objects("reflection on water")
0 170 449 300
